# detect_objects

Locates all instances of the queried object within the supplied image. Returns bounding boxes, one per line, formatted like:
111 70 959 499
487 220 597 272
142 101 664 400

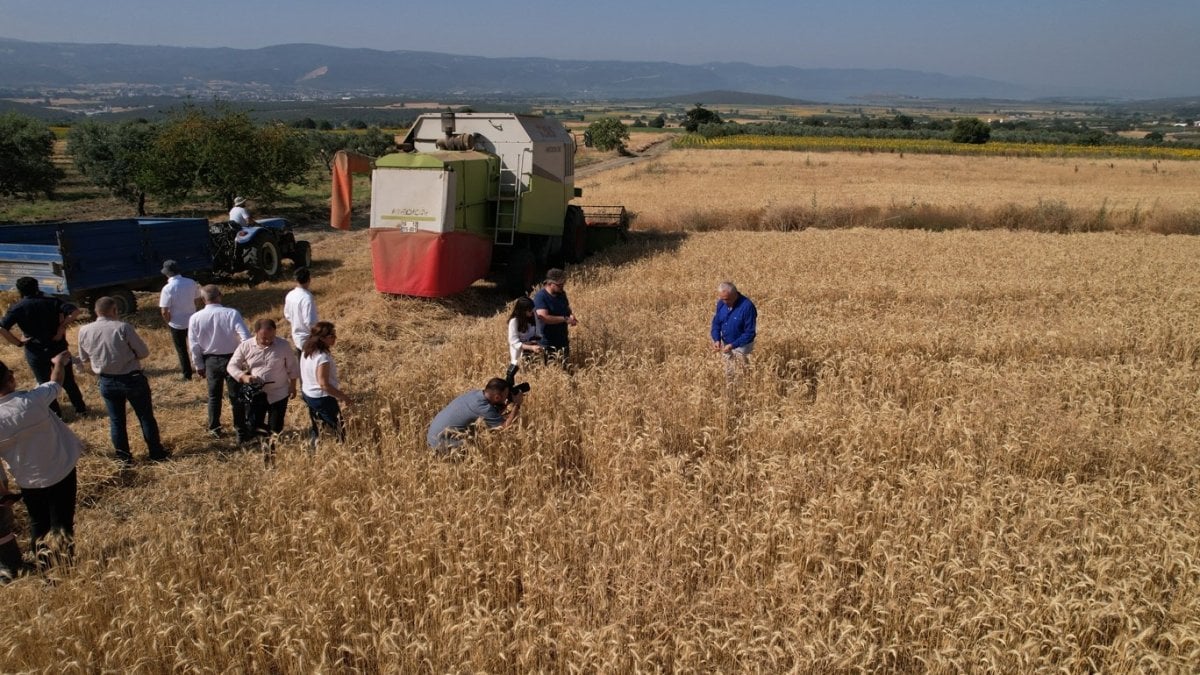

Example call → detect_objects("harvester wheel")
505 248 537 297
563 205 587 263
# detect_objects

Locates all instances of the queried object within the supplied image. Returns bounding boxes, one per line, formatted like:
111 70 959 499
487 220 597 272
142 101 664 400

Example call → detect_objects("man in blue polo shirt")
710 281 757 371
533 268 577 366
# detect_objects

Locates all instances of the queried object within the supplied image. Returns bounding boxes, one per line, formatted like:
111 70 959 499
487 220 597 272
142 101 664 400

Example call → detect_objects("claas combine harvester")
330 111 629 297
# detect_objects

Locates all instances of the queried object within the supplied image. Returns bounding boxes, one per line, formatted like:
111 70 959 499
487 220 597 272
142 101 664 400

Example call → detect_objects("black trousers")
21 468 77 568
203 354 246 435
25 348 87 417
247 393 288 437
169 327 193 379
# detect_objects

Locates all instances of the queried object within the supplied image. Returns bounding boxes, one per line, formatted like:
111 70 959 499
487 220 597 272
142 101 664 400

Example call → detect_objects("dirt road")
576 135 675 179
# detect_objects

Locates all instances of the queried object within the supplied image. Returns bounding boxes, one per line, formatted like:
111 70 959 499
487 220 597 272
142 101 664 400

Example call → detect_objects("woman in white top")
300 322 350 446
507 297 542 365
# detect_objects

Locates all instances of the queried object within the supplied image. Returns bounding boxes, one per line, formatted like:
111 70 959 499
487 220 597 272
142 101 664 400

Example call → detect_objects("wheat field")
1 152 1199 670
579 149 1200 233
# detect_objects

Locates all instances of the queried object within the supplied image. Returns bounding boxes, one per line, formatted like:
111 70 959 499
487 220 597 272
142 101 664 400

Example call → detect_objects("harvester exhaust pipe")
436 111 476 150
436 133 477 151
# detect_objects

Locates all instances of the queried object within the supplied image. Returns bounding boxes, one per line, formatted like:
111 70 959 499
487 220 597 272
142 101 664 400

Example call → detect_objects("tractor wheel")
291 241 313 269
107 288 138 316
562 205 587 263
255 239 281 279
505 248 537 297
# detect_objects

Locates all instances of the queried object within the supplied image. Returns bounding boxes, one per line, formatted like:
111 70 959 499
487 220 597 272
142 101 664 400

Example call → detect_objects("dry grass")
0 218 1198 670
579 149 1200 233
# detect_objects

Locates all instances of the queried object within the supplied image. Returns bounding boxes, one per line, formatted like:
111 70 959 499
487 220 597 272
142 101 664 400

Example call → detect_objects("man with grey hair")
710 281 757 370
77 297 168 465
188 285 252 439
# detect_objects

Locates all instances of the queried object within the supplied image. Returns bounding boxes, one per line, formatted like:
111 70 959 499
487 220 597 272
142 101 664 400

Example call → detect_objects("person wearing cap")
283 267 317 357
0 351 83 572
0 277 89 418
228 196 255 226
710 281 757 373
188 285 252 440
158 260 203 381
77 297 169 465
532 268 577 366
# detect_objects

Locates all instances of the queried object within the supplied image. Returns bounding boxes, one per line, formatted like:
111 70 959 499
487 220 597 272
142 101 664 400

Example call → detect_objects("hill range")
0 37 1051 103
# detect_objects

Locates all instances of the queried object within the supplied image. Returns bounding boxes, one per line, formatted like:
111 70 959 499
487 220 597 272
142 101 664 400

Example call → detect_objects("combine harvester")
331 112 628 297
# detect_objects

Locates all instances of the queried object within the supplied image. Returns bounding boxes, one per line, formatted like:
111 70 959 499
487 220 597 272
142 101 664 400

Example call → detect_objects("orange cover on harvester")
330 151 373 230
370 229 492 297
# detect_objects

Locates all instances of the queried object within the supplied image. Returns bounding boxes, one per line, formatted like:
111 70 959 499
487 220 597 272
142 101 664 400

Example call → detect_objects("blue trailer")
0 218 214 315
0 216 312 315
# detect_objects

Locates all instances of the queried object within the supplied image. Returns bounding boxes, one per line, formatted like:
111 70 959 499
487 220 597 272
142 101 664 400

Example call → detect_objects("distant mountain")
648 90 816 106
0 37 1048 102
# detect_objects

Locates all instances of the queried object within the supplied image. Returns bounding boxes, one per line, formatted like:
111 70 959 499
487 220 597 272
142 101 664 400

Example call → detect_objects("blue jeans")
98 371 165 460
302 394 344 445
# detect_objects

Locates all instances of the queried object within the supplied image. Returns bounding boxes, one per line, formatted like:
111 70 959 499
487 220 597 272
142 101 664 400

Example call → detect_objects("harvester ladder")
494 150 527 246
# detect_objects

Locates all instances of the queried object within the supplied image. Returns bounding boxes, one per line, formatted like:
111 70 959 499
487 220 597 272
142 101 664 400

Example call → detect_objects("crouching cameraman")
426 377 524 456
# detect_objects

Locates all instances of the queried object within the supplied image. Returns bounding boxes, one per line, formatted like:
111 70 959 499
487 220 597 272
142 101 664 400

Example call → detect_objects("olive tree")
149 106 313 208
951 117 991 144
683 104 722 133
67 120 159 215
0 113 63 199
585 117 629 152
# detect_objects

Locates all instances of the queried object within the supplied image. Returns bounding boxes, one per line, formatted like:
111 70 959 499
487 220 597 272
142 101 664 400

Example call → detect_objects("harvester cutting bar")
580 205 630 229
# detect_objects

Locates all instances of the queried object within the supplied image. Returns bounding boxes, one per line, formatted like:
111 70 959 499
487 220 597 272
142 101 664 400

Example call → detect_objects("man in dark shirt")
0 278 88 418
532 268 577 366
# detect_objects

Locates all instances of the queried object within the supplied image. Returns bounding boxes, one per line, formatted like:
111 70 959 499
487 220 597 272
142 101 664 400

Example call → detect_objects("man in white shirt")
158 260 202 381
187 285 252 440
228 196 255 226
78 297 168 465
0 351 82 574
283 267 317 356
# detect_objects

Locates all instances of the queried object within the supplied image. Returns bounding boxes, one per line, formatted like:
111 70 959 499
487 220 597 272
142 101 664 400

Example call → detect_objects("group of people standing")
0 253 756 579
0 262 349 581
173 264 348 449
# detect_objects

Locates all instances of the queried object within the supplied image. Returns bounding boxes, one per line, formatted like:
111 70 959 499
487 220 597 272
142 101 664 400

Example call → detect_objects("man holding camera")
227 319 299 446
426 378 523 456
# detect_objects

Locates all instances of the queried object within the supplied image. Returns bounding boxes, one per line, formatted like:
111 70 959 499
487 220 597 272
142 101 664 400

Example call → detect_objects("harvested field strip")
674 133 1200 161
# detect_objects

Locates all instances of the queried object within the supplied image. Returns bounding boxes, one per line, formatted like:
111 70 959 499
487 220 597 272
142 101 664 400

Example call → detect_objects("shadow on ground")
430 230 688 318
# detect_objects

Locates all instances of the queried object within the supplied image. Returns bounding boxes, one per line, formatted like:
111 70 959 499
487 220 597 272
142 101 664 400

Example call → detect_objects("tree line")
0 107 400 214
682 107 1198 148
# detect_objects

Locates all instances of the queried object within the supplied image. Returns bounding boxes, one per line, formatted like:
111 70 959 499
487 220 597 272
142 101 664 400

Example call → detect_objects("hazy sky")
2 0 1198 97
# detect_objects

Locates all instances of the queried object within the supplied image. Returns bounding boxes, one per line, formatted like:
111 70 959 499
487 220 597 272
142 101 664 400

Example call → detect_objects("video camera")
504 364 531 402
